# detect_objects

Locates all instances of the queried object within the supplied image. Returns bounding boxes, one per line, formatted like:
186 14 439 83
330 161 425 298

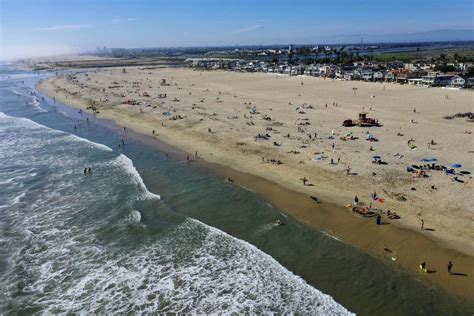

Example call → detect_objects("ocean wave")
0 111 113 154
0 112 350 314
113 154 161 200
7 216 351 314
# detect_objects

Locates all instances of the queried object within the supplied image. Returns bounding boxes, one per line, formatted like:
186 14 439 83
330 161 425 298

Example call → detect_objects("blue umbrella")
452 163 462 168
372 155 381 160
420 158 437 162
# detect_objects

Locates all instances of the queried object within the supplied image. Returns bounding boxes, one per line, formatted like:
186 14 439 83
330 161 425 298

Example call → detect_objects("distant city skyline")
1 0 473 60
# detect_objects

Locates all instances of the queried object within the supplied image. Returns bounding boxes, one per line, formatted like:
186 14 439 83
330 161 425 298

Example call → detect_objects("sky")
0 0 473 59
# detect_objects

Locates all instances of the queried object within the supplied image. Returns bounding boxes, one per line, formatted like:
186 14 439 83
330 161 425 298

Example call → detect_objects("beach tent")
451 163 462 168
420 158 437 162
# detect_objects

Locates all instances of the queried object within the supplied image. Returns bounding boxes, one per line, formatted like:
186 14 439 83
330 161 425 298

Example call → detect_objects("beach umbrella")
372 155 381 160
451 163 462 168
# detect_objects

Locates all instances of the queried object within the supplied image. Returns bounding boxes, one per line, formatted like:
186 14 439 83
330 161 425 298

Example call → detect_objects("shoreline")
37 71 474 301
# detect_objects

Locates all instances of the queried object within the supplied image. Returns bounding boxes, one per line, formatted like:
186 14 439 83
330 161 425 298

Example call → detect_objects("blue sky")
0 0 473 59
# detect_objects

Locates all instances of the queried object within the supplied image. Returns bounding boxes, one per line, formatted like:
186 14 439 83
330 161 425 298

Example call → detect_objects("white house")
373 71 385 81
449 76 465 88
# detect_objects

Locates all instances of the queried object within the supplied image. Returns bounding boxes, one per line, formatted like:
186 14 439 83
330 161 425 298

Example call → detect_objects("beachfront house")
384 71 396 82
361 69 373 81
449 76 466 88
466 78 474 89
435 74 455 86
373 71 385 81
408 78 423 86
396 70 424 84
421 72 438 86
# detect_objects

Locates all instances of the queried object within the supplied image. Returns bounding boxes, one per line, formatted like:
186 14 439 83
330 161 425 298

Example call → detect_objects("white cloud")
233 24 263 34
111 18 137 23
33 24 93 31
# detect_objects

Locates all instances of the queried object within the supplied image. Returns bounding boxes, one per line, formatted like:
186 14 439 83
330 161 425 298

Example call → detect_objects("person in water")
276 219 282 226
88 167 92 174
83 168 87 175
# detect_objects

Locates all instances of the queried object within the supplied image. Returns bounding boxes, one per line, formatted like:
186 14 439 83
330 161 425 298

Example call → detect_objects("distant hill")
297 29 474 44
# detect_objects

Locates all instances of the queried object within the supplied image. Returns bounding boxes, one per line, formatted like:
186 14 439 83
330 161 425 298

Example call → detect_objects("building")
373 71 385 81
466 78 474 89
421 72 438 86
435 74 455 86
449 76 466 88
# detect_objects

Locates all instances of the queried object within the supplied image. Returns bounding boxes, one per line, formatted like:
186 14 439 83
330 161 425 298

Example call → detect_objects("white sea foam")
0 111 352 314
13 217 351 314
66 133 113 152
30 96 47 112
322 231 342 242
129 210 142 223
114 154 161 200
0 112 113 154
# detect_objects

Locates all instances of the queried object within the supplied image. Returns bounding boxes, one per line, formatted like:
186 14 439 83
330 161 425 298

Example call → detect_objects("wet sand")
37 69 474 300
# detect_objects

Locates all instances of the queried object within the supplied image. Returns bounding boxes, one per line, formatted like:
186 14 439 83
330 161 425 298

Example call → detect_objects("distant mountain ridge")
304 29 474 44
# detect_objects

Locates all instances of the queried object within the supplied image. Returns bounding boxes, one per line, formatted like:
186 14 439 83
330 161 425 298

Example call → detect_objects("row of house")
187 58 474 89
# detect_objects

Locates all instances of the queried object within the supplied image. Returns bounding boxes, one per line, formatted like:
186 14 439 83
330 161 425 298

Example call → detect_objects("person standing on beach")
301 177 308 186
421 219 424 230
420 261 427 273
448 261 453 274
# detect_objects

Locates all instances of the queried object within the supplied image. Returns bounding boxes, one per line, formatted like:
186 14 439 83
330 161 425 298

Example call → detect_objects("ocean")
0 65 471 315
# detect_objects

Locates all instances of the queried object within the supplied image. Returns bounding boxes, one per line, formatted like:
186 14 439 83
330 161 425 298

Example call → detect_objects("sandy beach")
38 67 474 299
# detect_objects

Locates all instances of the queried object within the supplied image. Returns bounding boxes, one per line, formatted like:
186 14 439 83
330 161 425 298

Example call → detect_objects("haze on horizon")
0 0 473 60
